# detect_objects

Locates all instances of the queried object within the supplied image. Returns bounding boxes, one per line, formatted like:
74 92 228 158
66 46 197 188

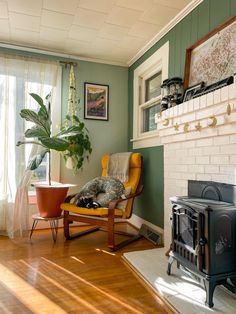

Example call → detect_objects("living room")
1 0 236 313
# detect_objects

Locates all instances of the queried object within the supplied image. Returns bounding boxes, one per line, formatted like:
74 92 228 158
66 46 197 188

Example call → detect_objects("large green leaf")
30 93 50 126
29 93 49 120
16 140 44 147
27 149 49 170
39 137 69 151
20 109 50 135
57 125 84 138
25 126 49 138
30 93 44 109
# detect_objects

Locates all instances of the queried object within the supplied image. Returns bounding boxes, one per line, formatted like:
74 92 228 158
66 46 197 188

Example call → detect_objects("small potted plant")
17 92 92 218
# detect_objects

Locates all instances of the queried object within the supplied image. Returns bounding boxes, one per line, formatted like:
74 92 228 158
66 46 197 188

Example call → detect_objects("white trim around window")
131 41 169 149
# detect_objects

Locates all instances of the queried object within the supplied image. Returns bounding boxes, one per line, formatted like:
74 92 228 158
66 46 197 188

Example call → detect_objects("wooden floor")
0 224 173 314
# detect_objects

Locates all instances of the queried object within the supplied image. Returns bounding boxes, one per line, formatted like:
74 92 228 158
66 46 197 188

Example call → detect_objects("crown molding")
0 42 128 67
127 0 203 66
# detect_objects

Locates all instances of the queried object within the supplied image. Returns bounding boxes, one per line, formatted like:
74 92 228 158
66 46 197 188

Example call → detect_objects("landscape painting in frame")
84 83 109 121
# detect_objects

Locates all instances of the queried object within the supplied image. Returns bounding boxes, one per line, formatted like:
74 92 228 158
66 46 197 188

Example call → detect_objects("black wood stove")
167 180 236 308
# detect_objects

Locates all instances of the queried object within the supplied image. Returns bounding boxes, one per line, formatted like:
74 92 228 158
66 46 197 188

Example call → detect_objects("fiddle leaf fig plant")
17 93 92 185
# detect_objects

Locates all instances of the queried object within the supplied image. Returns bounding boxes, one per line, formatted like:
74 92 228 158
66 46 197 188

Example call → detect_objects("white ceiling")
0 0 193 65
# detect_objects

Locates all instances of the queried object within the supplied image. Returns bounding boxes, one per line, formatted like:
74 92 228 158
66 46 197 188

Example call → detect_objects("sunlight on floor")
70 256 85 264
41 257 143 314
0 263 66 313
154 277 211 310
95 248 116 256
20 259 103 314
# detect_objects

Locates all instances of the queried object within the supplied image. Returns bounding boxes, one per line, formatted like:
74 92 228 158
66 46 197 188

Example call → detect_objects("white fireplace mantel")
156 82 236 145
155 82 236 249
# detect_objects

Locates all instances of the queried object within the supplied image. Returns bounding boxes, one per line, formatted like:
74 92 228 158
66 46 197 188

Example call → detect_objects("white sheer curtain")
0 54 61 238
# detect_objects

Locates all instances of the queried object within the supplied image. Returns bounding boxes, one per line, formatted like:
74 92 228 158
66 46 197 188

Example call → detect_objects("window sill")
131 132 161 149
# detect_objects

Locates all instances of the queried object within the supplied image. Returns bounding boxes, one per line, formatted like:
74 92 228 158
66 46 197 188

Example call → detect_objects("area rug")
123 248 236 314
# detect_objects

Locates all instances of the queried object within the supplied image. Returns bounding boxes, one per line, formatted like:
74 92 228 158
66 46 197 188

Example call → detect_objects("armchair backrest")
101 153 142 218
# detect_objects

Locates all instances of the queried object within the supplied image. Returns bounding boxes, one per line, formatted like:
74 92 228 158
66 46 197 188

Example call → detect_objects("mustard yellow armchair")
61 152 143 251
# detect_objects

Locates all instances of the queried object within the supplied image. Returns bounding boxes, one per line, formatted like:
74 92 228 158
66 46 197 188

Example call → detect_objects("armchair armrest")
108 184 144 209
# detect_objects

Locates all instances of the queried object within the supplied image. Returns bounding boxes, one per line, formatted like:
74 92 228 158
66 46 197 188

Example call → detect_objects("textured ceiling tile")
140 4 179 25
43 0 79 15
117 35 145 52
0 2 8 18
7 0 43 16
65 39 93 55
0 32 9 41
74 8 107 30
153 0 191 10
0 18 9 33
78 0 116 14
1 0 191 64
106 6 141 27
69 25 98 42
99 23 129 41
10 28 39 45
92 37 120 50
116 0 153 12
38 39 65 51
41 9 73 30
40 27 68 42
9 12 40 32
129 22 162 39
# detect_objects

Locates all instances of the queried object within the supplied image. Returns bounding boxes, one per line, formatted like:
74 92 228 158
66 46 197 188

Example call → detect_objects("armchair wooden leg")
64 210 71 239
64 211 100 240
107 208 115 250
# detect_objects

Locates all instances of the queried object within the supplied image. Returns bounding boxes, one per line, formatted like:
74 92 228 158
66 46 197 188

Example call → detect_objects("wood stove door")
172 204 199 267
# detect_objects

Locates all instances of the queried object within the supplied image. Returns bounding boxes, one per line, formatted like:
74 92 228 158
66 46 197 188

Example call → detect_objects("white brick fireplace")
156 82 236 249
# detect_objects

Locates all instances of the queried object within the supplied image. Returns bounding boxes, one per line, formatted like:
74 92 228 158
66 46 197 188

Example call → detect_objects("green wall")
128 0 236 229
61 61 129 187
0 47 128 189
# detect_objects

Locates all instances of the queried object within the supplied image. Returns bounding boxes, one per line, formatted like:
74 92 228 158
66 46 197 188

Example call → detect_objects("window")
0 55 61 199
132 42 169 149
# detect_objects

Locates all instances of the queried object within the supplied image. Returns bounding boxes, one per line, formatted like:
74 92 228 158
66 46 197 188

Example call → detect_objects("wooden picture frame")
184 15 236 89
84 82 109 121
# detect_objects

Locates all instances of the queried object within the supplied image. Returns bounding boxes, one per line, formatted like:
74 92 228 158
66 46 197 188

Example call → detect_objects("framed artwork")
183 82 204 102
84 82 109 121
184 15 236 88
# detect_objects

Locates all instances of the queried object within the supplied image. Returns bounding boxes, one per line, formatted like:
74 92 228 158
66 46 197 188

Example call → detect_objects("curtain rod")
59 61 77 67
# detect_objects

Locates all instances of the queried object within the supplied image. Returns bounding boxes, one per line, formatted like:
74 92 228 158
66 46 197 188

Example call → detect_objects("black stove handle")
197 212 206 272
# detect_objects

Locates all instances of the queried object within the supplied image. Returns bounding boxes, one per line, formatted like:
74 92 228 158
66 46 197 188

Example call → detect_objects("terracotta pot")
35 185 69 218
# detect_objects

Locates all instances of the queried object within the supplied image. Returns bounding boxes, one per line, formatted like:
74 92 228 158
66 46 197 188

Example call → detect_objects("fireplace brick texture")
157 82 236 248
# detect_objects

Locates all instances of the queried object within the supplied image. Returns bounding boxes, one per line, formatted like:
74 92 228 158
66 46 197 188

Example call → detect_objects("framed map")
184 15 236 88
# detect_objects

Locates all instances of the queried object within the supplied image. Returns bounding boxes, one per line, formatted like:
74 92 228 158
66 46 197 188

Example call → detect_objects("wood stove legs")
167 256 174 275
167 255 217 308
204 278 217 308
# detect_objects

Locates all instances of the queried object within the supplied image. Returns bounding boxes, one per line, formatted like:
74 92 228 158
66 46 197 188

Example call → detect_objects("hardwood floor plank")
0 225 173 313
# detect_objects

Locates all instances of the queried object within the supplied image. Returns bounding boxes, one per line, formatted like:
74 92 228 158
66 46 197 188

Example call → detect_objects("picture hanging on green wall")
84 82 109 121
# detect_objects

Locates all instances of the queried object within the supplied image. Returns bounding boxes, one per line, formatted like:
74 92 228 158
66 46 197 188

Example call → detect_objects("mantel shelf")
155 82 236 144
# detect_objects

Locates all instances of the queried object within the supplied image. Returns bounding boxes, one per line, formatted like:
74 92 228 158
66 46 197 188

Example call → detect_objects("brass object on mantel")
162 118 169 126
208 116 217 127
184 123 190 132
174 123 179 131
195 122 202 131
227 104 232 116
